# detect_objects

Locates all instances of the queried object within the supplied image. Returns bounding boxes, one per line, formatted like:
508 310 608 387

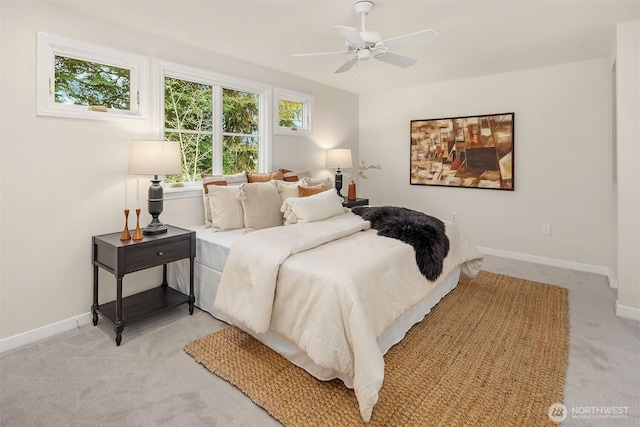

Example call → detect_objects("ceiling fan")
292 1 439 74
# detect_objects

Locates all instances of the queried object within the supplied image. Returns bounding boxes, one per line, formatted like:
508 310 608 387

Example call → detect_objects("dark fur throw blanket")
351 206 450 281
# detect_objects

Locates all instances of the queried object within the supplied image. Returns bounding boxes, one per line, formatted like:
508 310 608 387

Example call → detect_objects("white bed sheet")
184 224 244 271
168 226 470 387
167 224 240 324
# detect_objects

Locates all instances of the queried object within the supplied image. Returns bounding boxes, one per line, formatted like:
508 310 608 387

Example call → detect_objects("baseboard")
0 312 92 354
477 246 614 284
616 301 640 321
0 248 632 352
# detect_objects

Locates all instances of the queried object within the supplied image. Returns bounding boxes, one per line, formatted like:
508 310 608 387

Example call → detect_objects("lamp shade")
326 148 353 169
128 140 182 175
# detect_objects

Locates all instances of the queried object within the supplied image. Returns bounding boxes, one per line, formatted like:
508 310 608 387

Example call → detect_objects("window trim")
36 32 148 121
274 87 313 135
158 60 272 180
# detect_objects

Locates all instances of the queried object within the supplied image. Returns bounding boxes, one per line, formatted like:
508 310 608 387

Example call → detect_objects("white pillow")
281 189 346 225
271 179 307 204
202 172 248 227
208 185 244 231
237 182 283 232
303 176 334 189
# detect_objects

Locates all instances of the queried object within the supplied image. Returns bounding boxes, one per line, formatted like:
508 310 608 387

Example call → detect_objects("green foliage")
164 80 260 183
54 55 130 109
223 89 258 135
223 136 258 175
164 77 213 183
278 99 303 129
222 89 259 174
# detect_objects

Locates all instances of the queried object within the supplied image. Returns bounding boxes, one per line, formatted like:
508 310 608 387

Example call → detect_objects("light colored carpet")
0 255 638 426
184 271 569 426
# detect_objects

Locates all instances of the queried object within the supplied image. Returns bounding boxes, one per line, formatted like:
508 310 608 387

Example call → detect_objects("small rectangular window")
274 88 313 135
54 55 131 109
37 32 148 120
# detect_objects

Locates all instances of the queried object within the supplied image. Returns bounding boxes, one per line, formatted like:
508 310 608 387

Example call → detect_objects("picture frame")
410 113 514 190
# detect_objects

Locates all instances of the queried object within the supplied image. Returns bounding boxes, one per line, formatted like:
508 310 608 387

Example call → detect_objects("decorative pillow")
237 182 283 232
279 168 299 182
246 170 284 183
208 185 244 231
303 176 334 189
298 183 328 197
201 172 248 227
281 189 346 225
271 179 308 204
202 180 226 227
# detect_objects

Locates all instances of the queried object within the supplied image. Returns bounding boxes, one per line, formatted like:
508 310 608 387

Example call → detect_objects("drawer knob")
157 251 164 256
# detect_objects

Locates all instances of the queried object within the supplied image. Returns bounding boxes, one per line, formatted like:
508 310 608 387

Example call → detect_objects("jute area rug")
184 271 569 426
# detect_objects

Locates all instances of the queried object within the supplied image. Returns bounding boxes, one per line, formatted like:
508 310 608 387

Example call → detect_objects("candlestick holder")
119 209 131 241
132 208 143 241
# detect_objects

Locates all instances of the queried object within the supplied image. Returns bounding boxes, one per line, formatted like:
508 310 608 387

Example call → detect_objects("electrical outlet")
541 222 551 235
451 212 458 222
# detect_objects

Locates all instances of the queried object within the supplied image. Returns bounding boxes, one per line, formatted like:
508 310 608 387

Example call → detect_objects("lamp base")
143 176 168 235
143 217 168 235
335 170 344 199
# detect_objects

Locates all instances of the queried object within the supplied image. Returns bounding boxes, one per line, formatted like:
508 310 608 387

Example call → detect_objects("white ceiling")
59 0 639 94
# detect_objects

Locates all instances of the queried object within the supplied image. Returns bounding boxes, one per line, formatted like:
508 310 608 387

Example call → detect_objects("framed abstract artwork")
410 113 514 190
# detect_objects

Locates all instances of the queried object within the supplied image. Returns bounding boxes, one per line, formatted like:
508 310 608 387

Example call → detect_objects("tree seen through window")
163 77 260 183
54 55 131 109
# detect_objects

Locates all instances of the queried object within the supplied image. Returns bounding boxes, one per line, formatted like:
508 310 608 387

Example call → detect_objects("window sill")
164 185 201 200
275 127 312 136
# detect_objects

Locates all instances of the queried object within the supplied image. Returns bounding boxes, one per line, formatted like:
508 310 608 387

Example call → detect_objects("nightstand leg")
115 277 123 346
162 264 168 288
189 257 195 315
92 265 99 326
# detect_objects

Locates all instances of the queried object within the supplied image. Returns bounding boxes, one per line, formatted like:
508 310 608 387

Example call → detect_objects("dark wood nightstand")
343 198 369 208
91 225 196 346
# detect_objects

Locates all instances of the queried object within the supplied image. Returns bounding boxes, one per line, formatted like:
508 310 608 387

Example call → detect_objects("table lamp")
326 148 352 198
128 140 182 235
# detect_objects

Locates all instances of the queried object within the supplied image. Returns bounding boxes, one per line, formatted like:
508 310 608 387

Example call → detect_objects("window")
160 62 271 184
37 32 147 120
274 88 313 135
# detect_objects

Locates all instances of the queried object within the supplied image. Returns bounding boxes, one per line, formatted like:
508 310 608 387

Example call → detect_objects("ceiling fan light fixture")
357 49 371 61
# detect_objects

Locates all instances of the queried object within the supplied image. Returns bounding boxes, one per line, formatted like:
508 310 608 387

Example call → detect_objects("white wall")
0 1 358 340
359 59 615 270
614 21 640 317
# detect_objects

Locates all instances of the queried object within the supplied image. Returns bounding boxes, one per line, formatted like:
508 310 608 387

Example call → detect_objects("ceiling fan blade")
333 26 365 46
382 29 439 50
334 57 359 73
291 50 350 58
376 51 418 68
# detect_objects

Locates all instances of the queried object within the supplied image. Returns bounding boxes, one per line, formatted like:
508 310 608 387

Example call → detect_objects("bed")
168 177 482 422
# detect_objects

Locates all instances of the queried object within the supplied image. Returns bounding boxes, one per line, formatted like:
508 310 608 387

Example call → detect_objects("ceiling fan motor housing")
360 31 382 46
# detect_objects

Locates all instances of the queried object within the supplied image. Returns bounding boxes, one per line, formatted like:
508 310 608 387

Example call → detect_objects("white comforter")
214 212 482 422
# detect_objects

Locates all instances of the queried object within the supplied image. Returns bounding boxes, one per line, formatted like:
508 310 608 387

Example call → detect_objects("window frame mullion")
212 85 224 175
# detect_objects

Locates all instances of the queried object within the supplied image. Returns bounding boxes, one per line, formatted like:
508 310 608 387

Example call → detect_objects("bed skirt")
168 259 463 388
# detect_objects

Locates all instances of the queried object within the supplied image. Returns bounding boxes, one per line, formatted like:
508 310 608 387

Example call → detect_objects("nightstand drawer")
125 238 191 272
